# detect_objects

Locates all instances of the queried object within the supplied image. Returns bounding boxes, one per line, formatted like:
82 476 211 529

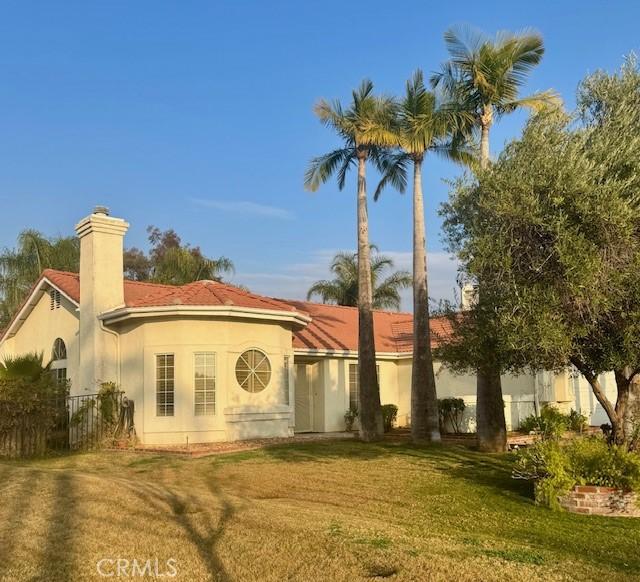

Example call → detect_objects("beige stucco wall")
114 315 295 445
316 355 539 433
0 291 80 393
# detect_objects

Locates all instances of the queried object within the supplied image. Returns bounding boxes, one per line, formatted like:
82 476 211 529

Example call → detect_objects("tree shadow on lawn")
129 478 234 582
254 441 640 575
258 439 531 500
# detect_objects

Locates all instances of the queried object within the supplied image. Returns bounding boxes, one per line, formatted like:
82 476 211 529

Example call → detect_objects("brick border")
559 486 640 517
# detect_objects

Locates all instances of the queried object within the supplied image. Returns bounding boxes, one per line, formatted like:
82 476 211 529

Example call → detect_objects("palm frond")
374 151 409 200
304 148 355 192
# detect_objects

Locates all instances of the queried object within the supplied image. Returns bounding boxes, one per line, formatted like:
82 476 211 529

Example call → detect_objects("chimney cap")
93 205 110 216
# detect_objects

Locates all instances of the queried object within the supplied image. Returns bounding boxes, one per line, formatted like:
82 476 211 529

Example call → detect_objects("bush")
513 437 640 509
438 398 466 434
0 375 69 457
519 405 570 440
568 409 588 433
344 407 358 432
381 404 398 433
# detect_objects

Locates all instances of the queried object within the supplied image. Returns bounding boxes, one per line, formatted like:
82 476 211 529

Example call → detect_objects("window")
348 363 380 411
283 355 290 405
194 352 216 416
235 349 271 393
51 338 67 385
50 289 61 310
156 354 175 417
52 338 67 361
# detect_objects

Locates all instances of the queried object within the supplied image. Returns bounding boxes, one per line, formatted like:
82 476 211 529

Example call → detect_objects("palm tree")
375 70 473 443
307 247 412 310
305 80 397 441
0 352 50 381
0 231 80 327
432 26 559 451
151 247 235 285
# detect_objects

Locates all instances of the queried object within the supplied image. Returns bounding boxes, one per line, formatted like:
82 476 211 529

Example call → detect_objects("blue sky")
0 1 638 308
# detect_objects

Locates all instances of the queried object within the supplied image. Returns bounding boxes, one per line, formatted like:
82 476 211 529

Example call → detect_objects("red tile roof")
3 270 453 352
281 300 451 353
42 269 297 312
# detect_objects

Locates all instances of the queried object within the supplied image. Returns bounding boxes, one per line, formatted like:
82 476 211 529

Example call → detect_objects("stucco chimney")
75 207 129 390
460 283 478 311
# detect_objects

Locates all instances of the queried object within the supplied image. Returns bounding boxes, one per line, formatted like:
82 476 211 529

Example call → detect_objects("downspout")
100 320 121 387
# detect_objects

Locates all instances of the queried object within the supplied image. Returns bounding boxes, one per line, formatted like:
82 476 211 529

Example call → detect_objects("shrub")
513 437 640 509
344 407 358 432
0 374 68 457
438 398 466 434
519 405 569 440
568 409 588 433
381 404 398 433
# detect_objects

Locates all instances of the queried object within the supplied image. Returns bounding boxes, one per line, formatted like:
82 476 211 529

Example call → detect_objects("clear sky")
1 1 638 309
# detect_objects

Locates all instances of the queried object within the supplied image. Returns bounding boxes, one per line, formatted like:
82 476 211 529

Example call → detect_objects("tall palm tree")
375 70 473 443
307 247 412 311
305 80 397 441
432 26 559 451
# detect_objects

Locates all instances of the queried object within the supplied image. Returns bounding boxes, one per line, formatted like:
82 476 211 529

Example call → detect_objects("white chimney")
75 207 129 391
460 283 478 311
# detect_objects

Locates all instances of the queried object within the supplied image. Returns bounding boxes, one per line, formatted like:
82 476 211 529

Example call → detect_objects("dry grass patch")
0 441 639 581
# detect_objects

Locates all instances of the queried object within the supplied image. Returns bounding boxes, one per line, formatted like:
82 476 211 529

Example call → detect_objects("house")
0 208 617 445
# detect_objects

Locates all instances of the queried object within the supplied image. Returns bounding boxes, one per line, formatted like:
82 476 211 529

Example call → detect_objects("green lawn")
0 441 638 581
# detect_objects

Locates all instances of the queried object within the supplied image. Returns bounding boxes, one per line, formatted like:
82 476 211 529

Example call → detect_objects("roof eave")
98 305 312 327
0 276 79 343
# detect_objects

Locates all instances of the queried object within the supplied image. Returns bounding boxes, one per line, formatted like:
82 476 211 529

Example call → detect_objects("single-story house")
0 209 617 445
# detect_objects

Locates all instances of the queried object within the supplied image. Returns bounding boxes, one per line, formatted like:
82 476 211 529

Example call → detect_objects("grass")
0 441 639 581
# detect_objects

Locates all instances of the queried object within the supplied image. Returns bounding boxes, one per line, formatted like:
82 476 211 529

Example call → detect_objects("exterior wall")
0 292 80 393
312 356 402 433
115 316 294 445
565 369 618 427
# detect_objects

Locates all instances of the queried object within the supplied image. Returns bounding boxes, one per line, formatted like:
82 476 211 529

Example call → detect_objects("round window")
235 349 271 393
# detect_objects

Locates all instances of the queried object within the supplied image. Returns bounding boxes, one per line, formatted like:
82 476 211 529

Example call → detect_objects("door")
295 364 313 432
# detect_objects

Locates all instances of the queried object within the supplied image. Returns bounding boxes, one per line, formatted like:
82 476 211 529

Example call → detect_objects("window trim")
283 355 290 406
235 348 272 393
155 353 175 417
348 362 380 412
194 352 216 416
52 338 67 362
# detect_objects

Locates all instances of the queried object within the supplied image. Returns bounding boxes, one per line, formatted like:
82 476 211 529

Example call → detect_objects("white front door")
295 364 313 432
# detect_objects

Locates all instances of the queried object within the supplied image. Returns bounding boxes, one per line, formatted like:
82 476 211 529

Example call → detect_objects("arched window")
52 338 67 361
51 338 67 384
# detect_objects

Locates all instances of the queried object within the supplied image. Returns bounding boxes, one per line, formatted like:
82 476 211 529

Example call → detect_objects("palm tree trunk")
476 118 506 452
356 154 383 441
411 158 441 442
480 124 490 170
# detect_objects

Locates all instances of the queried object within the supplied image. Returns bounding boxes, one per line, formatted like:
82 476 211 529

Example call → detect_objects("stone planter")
558 485 640 517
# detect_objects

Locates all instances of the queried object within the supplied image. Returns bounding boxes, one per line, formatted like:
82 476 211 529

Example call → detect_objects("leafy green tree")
441 58 640 445
0 231 79 328
432 26 558 451
374 70 473 443
124 226 234 285
307 247 411 311
305 80 397 441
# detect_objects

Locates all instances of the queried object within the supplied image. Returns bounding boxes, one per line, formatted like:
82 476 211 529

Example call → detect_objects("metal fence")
0 391 134 458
